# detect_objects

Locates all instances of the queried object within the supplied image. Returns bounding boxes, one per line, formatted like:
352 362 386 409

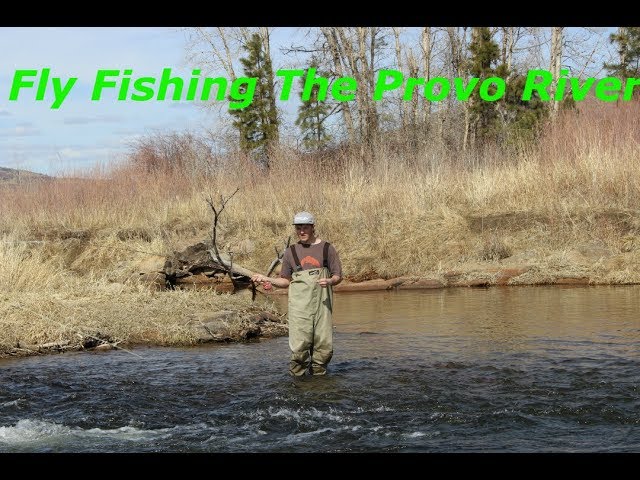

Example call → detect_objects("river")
1 286 638 453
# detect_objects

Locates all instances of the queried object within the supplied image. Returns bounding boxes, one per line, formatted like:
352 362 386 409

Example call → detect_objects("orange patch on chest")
300 256 321 268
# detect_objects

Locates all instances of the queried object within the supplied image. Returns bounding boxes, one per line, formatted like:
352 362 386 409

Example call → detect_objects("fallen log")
206 249 258 279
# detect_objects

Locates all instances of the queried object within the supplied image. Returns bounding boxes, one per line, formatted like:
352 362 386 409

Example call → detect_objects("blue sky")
0 26 312 176
0 27 234 175
0 27 616 176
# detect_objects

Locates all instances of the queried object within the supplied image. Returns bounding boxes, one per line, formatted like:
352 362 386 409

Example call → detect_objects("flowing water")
1 286 639 453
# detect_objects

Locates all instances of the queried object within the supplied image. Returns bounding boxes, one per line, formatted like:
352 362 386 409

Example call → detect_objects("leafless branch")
267 236 292 277
205 187 240 289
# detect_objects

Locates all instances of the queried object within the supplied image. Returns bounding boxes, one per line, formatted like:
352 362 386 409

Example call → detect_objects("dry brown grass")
0 288 280 355
1 100 640 354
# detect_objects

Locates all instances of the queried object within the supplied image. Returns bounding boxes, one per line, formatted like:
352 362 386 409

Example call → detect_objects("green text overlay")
6 68 640 109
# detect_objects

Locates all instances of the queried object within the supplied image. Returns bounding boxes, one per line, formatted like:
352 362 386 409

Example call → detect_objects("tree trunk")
337 28 364 140
550 27 564 116
393 27 406 131
321 27 356 142
261 27 279 148
406 49 419 129
359 27 378 145
421 27 433 120
463 94 471 152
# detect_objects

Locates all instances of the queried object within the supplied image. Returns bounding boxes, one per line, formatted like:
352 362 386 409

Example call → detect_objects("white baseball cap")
292 211 315 225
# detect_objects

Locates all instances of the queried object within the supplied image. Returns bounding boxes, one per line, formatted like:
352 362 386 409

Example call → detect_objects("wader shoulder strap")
323 242 331 270
289 244 303 272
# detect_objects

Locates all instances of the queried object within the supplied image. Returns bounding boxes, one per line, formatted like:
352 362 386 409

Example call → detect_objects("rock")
135 255 166 274
187 310 286 342
197 323 231 341
92 344 114 352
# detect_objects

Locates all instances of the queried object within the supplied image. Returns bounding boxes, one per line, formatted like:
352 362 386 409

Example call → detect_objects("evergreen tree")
467 27 501 145
295 60 332 150
467 28 547 150
498 68 548 147
605 27 640 79
230 33 279 166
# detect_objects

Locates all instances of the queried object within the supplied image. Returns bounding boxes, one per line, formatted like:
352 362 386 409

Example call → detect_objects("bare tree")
405 47 420 132
421 26 435 119
320 27 356 142
500 27 518 73
550 27 564 116
459 27 475 152
184 27 241 82
392 27 406 130
564 27 611 78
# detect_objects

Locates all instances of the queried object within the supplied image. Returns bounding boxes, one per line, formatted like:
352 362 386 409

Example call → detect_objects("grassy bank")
1 101 639 356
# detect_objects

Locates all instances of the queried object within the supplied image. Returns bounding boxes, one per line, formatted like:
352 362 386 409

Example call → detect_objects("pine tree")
295 60 332 150
467 28 547 150
605 27 640 79
467 27 501 146
498 67 548 147
230 33 279 166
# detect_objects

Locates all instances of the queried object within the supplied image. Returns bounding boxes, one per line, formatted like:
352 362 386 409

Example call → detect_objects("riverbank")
0 289 286 360
2 102 639 359
2 261 636 361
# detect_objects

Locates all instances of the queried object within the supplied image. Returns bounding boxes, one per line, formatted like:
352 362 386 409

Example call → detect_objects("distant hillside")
0 166 51 185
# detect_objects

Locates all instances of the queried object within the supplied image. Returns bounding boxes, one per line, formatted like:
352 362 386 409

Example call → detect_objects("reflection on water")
1 286 639 452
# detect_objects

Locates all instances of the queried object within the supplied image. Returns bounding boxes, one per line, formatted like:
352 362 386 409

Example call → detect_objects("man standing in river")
251 211 342 376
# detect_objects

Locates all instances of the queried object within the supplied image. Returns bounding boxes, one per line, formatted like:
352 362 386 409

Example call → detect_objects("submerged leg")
311 295 333 375
289 317 314 376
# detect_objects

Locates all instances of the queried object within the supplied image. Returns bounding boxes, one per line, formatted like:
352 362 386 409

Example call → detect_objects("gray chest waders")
287 243 334 376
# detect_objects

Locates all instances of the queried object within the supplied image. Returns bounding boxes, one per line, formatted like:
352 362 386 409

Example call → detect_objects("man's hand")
251 274 271 289
252 275 290 289
318 278 333 287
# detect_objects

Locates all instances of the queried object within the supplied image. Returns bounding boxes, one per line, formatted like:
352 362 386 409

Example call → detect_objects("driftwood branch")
205 188 246 291
205 252 259 279
206 187 239 264
267 236 291 277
